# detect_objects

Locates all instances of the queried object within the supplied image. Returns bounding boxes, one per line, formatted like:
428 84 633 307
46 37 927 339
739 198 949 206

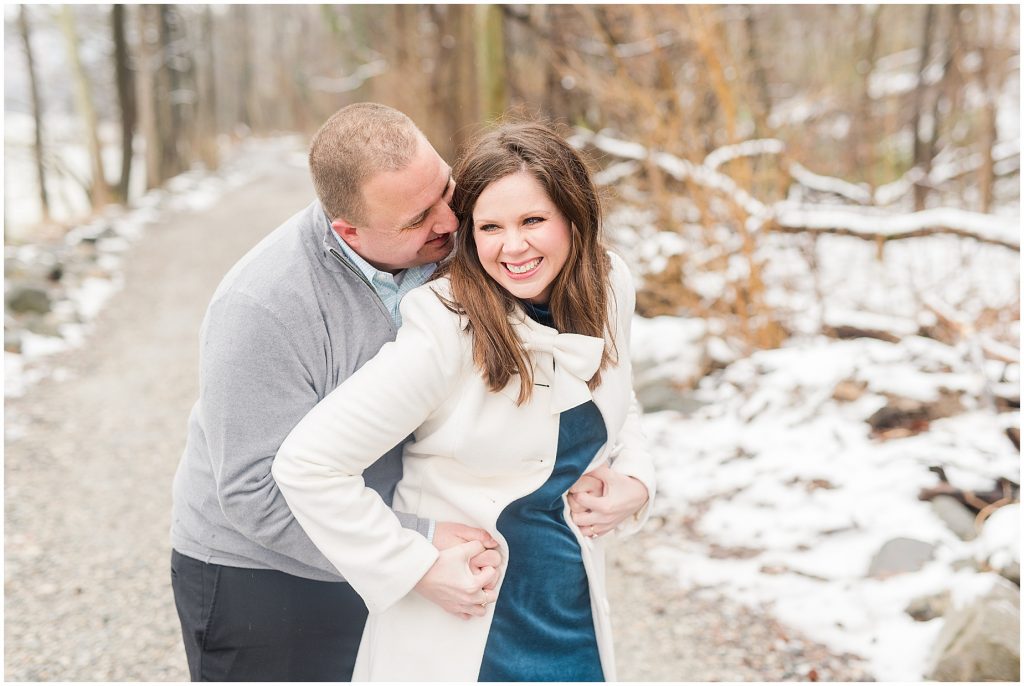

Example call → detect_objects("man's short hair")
309 103 422 226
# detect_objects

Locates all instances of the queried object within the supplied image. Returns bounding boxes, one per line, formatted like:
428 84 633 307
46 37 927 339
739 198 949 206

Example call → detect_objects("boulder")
630 315 711 413
23 314 62 338
867 393 964 438
867 537 936 578
905 590 950 622
925 577 1020 681
4 328 22 354
5 285 51 315
931 494 978 541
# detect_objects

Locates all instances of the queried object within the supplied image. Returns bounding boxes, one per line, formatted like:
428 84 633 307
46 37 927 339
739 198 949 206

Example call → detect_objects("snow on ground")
608 143 1018 678
633 330 1018 681
623 194 1019 678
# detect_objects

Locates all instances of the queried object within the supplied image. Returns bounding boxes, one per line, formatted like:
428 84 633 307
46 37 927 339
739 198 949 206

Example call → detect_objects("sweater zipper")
328 247 396 333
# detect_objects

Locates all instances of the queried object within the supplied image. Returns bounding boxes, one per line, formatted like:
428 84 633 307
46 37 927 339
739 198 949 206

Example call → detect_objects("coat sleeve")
272 284 464 614
606 252 657 537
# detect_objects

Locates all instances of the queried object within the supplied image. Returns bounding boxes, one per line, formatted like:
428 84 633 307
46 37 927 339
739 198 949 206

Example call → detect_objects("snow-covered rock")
630 315 711 412
925 575 1020 681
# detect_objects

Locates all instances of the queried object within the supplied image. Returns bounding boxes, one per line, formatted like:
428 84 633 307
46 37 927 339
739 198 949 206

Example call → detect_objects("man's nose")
434 203 458 234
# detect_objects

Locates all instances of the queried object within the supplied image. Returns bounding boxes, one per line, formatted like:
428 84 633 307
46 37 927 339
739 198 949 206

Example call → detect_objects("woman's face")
471 171 571 305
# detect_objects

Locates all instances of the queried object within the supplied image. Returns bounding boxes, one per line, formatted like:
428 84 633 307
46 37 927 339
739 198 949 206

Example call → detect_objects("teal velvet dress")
476 302 606 682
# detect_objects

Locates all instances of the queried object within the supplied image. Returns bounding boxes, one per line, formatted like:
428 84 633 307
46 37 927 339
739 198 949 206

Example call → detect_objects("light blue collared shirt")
332 232 436 328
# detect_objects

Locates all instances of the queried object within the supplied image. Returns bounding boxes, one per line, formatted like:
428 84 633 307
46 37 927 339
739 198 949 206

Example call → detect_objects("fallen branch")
575 129 1019 250
771 205 1020 250
875 140 1020 206
572 128 769 219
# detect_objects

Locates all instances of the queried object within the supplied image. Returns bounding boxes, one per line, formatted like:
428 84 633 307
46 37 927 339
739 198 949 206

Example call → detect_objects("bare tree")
475 4 508 123
193 6 219 170
911 5 937 211
136 4 160 189
16 5 49 222
58 5 111 210
112 4 135 203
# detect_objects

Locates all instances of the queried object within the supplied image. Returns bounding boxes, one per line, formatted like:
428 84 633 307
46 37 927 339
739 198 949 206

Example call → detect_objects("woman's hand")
414 540 499 619
432 522 502 590
568 464 649 538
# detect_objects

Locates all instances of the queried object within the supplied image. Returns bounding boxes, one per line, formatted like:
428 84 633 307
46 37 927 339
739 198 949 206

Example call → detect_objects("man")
170 103 652 681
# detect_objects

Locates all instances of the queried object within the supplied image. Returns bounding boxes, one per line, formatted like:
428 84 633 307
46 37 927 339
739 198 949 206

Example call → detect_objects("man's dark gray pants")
170 550 367 681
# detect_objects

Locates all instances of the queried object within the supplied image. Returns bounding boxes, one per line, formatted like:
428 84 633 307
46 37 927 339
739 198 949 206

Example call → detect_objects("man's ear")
331 219 360 251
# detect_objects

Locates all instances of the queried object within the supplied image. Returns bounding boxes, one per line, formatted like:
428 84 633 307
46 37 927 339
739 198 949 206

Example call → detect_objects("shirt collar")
331 229 435 288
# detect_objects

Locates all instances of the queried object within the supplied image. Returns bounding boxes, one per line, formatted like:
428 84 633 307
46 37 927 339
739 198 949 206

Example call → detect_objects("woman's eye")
477 224 499 232
524 216 545 226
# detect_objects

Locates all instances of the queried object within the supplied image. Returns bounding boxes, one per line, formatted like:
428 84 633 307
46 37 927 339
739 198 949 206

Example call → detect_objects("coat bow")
522 324 605 415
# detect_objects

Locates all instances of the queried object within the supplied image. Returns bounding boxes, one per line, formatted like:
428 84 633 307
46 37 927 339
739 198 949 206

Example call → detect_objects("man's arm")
199 292 432 576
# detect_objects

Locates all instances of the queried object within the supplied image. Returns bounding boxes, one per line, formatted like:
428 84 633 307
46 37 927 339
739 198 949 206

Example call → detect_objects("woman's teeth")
505 258 541 274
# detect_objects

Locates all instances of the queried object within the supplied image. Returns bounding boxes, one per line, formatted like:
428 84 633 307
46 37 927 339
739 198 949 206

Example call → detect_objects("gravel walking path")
4 141 872 681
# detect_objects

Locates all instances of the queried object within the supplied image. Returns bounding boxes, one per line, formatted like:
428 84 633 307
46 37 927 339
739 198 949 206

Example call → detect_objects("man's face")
333 136 457 273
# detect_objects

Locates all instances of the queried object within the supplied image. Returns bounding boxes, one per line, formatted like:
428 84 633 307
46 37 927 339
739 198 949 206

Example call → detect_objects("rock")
832 379 867 402
6 286 51 315
931 495 978 541
867 537 936 578
925 577 1020 681
906 591 950 621
867 393 965 438
23 314 62 338
631 315 711 413
5 328 23 354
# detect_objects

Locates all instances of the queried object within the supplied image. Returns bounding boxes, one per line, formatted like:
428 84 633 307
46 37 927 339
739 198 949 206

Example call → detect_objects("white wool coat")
273 252 656 681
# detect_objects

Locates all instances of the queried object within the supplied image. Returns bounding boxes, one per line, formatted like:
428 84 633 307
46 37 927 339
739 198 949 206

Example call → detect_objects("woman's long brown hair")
439 122 617 405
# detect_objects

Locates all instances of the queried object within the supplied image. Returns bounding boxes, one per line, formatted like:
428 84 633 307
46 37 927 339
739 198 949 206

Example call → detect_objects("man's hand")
432 522 502 591
568 464 649 538
414 540 498 619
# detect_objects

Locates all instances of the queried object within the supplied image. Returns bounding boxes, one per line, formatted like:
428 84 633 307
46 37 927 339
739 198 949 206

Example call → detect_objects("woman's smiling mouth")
503 257 543 278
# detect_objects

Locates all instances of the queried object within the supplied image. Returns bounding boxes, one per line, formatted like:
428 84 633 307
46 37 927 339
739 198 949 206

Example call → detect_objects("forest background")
3 3 1020 682
5 4 1020 343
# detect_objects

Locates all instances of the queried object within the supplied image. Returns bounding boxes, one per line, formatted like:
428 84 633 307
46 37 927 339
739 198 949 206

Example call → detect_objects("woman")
273 122 655 681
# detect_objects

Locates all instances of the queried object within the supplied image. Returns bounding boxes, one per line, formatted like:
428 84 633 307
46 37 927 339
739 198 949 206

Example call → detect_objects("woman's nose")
502 228 528 254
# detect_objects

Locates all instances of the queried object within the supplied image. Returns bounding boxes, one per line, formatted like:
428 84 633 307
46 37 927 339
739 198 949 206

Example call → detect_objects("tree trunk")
851 4 882 183
976 5 1007 214
435 5 478 158
157 5 183 180
911 4 936 211
194 5 219 170
234 5 254 131
17 5 49 222
112 4 135 203
475 4 508 123
58 5 110 210
538 6 571 122
743 7 772 138
136 5 160 190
